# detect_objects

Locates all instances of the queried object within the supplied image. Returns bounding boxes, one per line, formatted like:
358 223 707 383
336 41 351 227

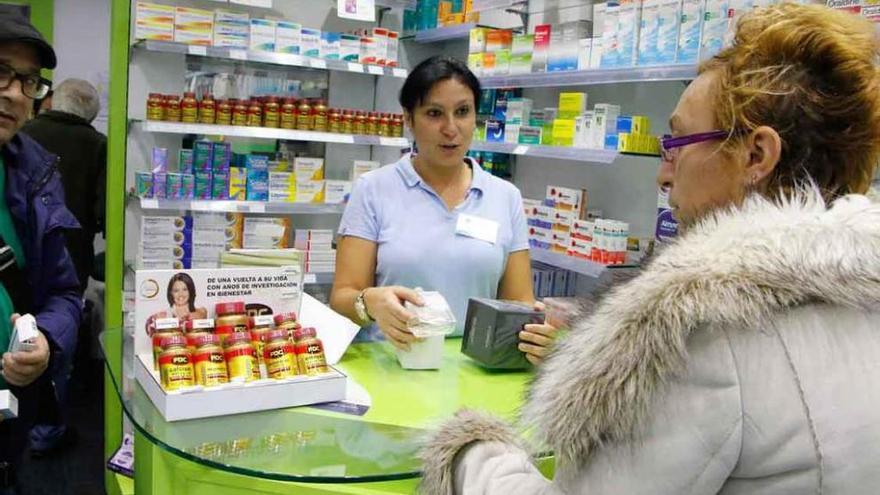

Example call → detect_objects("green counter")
104 331 551 494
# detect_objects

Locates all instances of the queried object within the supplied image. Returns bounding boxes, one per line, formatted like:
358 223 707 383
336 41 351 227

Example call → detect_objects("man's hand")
3 314 50 387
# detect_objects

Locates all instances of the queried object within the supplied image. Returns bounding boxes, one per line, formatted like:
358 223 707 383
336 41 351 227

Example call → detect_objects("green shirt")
0 157 25 388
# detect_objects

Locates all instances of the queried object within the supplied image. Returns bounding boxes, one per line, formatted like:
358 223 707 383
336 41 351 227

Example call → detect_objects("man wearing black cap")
0 8 83 494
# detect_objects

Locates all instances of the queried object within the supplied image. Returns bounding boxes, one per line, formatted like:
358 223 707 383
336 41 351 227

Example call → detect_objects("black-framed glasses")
0 63 51 100
660 130 730 162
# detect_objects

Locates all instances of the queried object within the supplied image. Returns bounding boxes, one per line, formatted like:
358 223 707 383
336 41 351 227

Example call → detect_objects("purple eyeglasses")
660 130 730 162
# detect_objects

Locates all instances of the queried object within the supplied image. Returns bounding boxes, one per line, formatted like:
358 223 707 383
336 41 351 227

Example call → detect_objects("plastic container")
392 114 404 137
215 302 248 333
216 99 232 125
192 333 228 387
312 99 328 132
246 99 263 127
263 329 298 379
296 99 312 130
366 112 379 135
198 94 216 124
158 334 195 391
273 312 299 340
165 94 181 122
181 92 198 123
395 290 456 369
354 111 366 134
232 99 248 126
223 331 260 382
147 93 165 121
263 96 280 128
395 334 445 370
341 109 354 134
292 327 328 375
280 98 297 129
328 107 342 133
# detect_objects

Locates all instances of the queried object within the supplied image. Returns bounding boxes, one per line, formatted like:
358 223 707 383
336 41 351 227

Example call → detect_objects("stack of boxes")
526 185 631 266
405 0 481 33
465 0 799 75
134 3 400 67
136 150 356 205
294 230 336 274
476 90 659 154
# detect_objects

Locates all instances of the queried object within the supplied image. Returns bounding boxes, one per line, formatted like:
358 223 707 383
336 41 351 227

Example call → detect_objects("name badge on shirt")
455 213 498 245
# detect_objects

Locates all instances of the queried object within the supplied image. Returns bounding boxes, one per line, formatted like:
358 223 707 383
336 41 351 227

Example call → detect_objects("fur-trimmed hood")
520 189 880 474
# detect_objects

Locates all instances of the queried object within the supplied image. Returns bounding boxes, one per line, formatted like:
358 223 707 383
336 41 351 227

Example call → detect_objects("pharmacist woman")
330 56 557 364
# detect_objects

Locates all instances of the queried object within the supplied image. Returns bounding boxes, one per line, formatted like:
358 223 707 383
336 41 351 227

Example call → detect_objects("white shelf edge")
479 64 698 88
412 23 478 43
132 120 409 147
133 40 408 79
375 0 417 8
470 141 618 164
530 248 608 278
138 198 346 215
470 0 522 13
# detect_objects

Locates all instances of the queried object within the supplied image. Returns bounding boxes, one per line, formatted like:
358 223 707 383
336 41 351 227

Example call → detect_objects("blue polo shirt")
338 153 529 337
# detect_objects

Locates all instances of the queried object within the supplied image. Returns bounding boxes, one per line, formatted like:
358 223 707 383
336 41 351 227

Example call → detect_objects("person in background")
330 56 557 364
20 78 105 458
421 4 880 494
22 78 105 293
0 9 82 494
30 86 49 116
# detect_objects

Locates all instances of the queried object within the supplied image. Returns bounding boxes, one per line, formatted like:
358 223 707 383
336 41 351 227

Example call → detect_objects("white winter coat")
420 190 880 495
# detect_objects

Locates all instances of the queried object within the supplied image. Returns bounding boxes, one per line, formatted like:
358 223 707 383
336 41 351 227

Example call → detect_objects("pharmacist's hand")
519 302 559 366
364 286 424 351
2 314 50 387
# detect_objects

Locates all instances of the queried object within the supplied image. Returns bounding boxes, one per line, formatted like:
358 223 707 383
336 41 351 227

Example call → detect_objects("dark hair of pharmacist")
167 272 198 312
399 56 481 115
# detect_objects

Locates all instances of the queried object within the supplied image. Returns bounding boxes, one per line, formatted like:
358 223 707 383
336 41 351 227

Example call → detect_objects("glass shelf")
470 0 523 12
135 197 346 215
132 120 410 147
408 23 478 43
480 64 698 89
100 327 534 482
470 141 619 164
530 248 637 278
375 0 417 8
132 40 409 79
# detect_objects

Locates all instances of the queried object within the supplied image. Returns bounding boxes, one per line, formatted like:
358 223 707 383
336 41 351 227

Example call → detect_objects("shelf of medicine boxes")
132 40 409 79
530 248 638 279
134 196 346 215
131 120 410 148
479 64 699 89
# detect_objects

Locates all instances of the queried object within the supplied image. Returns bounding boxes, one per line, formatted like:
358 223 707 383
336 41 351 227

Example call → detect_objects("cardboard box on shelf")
294 180 325 204
214 10 249 48
174 7 213 46
301 28 321 58
294 157 324 181
275 21 301 54
243 217 291 249
324 180 352 204
532 24 552 73
135 2 175 42
268 171 296 203
249 19 276 51
351 160 380 181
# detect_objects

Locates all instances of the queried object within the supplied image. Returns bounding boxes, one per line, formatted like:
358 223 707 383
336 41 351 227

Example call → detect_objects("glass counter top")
101 328 532 483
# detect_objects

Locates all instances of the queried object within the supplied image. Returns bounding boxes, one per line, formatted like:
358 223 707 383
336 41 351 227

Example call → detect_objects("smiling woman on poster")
146 273 208 334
